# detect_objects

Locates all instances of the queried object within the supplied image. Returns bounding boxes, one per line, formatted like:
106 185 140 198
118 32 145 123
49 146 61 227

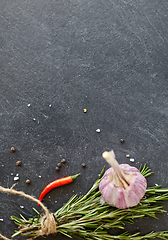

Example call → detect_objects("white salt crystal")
130 158 135 162
14 176 19 181
96 129 101 133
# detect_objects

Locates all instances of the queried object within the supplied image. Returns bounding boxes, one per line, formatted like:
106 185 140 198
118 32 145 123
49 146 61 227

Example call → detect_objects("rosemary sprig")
139 164 153 178
11 165 168 240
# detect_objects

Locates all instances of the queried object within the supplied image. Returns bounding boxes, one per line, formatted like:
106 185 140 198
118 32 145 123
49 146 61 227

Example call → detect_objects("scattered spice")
38 174 80 205
126 154 130 158
83 109 87 113
61 159 66 163
55 167 60 172
57 163 61 168
81 163 86 168
26 179 31 184
14 176 19 181
130 158 135 162
96 129 101 133
16 161 22 166
11 147 15 152
120 139 125 143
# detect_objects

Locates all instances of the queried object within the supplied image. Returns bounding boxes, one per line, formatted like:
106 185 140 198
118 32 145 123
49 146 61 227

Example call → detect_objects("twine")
0 186 57 240
0 233 10 240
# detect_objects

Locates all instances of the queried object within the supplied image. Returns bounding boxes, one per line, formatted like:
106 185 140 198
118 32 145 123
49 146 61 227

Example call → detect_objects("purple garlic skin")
99 154 147 209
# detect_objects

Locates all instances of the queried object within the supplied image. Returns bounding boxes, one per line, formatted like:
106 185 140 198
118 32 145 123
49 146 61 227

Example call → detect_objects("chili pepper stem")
71 173 80 181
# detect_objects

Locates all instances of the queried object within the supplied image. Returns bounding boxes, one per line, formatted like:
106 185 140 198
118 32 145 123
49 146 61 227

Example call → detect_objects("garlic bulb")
99 150 147 209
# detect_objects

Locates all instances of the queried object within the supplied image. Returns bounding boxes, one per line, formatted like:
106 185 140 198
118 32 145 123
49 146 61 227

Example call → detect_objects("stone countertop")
0 1 168 239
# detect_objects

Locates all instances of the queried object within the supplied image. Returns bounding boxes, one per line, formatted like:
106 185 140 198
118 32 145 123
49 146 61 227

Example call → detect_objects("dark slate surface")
0 0 168 239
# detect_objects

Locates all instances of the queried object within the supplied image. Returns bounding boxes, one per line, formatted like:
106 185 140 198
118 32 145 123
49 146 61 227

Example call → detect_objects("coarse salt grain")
39 175 41 178
14 176 19 181
49 104 52 107
33 118 36 121
130 158 135 162
27 104 31 107
20 206 24 209
96 129 101 133
0 219 4 222
155 183 158 186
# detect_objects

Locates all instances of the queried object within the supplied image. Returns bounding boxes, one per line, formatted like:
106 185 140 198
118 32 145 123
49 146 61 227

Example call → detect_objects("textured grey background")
0 0 168 239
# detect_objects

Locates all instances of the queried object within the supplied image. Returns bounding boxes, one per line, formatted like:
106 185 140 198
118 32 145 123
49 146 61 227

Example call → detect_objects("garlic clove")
99 150 147 209
124 188 140 208
114 188 127 209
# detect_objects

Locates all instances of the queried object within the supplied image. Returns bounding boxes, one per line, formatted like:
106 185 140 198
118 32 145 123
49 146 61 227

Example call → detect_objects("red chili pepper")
38 173 80 205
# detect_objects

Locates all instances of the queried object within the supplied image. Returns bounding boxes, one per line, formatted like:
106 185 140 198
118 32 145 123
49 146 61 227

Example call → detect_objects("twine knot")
38 213 57 236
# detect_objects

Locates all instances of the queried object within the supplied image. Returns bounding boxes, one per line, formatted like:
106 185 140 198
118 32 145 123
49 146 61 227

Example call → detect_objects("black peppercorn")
81 163 86 168
57 163 61 168
61 159 66 163
120 139 125 144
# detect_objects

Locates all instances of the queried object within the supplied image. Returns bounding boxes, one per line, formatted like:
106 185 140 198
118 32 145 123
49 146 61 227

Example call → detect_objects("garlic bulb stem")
102 151 129 188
